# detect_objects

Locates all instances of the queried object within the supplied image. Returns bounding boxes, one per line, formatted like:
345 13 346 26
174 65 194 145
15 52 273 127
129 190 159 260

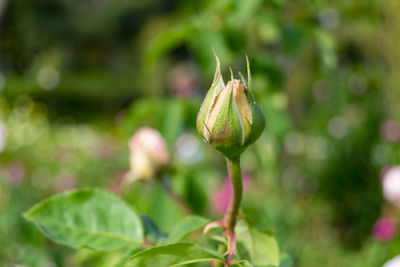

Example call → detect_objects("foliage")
0 0 399 266
24 188 143 250
23 187 280 266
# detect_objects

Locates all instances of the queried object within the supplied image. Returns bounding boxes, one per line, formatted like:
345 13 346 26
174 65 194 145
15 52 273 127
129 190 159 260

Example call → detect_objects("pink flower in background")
381 120 400 142
3 162 25 187
381 166 400 206
128 127 170 181
373 217 397 242
212 174 251 215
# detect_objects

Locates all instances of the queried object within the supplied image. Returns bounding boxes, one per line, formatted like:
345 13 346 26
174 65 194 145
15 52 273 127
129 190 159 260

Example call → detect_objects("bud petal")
232 79 251 144
196 53 225 141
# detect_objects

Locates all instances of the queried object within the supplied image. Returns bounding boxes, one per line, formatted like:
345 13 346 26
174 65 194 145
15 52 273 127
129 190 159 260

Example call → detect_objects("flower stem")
223 157 242 233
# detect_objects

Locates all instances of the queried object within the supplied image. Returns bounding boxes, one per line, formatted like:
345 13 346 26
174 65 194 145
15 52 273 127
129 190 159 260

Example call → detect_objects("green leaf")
128 182 184 232
236 220 280 266
115 247 145 267
23 188 144 251
167 215 209 243
141 215 168 244
124 242 225 267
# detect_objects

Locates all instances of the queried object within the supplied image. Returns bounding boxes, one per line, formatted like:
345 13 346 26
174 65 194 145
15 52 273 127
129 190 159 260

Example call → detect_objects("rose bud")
196 53 265 159
128 127 170 181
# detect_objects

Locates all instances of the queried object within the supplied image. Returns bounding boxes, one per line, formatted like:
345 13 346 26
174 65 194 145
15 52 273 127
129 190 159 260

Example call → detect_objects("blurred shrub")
0 0 399 266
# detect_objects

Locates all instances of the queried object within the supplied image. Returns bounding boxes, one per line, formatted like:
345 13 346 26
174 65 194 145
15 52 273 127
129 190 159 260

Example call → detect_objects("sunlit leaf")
124 242 224 267
167 215 209 243
236 220 280 266
24 188 143 251
115 247 144 267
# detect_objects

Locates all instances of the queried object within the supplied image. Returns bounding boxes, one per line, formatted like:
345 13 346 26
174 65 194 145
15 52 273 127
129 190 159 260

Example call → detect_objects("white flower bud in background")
37 66 60 90
0 122 6 152
128 127 170 181
383 255 400 267
175 132 200 164
381 165 400 206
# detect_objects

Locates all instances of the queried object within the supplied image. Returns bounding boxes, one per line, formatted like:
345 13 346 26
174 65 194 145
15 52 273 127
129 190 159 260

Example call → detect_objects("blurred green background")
1 0 400 266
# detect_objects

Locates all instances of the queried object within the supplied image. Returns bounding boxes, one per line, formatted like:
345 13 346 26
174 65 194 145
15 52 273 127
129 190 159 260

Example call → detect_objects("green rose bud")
196 53 265 159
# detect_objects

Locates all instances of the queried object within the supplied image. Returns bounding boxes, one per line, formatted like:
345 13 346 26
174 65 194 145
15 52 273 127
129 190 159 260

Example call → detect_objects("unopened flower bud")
196 53 265 159
128 127 169 180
